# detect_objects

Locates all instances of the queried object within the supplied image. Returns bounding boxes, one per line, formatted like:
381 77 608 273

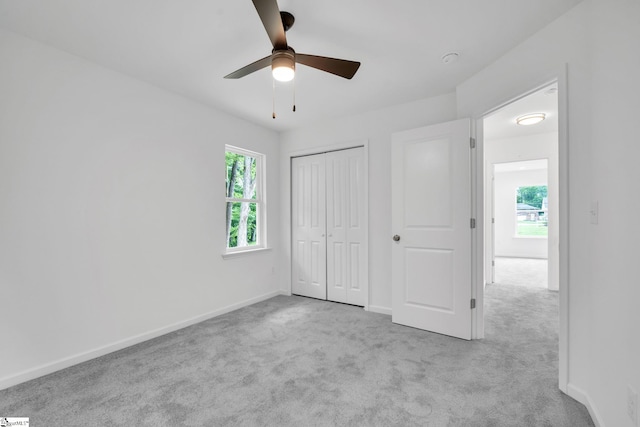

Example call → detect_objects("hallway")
493 257 548 289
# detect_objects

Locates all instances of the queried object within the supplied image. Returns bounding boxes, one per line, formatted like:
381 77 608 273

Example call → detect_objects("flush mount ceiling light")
516 113 546 126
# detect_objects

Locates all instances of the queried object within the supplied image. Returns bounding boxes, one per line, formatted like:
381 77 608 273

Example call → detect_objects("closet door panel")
327 153 347 303
327 148 367 306
291 154 327 300
345 148 367 306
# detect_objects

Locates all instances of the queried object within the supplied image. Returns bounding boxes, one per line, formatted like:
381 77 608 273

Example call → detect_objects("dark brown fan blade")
224 55 272 79
252 0 287 49
295 54 360 79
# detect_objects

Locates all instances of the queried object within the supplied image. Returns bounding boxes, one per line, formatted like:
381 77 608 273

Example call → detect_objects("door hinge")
470 137 476 149
471 298 476 309
470 218 476 229
492 260 495 266
492 217 495 224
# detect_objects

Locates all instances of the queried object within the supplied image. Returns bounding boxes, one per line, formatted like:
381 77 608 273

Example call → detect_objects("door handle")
392 235 401 242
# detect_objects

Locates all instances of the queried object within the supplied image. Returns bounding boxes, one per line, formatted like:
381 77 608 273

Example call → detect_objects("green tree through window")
225 147 264 250
516 186 547 208
516 185 548 237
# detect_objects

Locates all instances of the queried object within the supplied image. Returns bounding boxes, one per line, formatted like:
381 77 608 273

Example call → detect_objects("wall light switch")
590 201 599 225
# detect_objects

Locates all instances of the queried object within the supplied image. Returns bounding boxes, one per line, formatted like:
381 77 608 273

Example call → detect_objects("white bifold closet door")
291 147 367 306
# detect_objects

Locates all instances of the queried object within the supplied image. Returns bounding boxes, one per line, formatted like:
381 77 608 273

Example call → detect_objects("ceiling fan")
224 0 361 82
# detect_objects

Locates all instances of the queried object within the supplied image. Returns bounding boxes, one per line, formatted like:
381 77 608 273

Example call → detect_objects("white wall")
588 0 640 426
279 94 457 313
0 29 281 389
493 168 548 259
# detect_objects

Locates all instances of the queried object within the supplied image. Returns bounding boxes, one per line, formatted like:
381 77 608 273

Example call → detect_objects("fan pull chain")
293 78 296 112
272 78 276 119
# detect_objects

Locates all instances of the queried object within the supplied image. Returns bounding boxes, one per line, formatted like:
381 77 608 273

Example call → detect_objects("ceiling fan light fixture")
272 51 295 82
516 113 546 126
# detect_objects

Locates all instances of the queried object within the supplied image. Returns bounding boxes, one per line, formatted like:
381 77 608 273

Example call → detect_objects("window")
225 146 265 252
516 185 548 237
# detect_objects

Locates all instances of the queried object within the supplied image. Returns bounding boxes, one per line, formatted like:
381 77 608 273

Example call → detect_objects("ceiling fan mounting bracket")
280 11 295 32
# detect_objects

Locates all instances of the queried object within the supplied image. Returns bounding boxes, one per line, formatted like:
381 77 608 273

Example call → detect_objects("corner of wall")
567 383 604 427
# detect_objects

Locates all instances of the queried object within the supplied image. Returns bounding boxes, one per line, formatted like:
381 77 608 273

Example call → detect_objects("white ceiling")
484 83 559 141
0 0 581 132
494 159 548 173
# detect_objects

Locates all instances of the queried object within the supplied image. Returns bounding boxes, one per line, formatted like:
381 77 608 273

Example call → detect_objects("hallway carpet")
0 286 593 426
494 257 548 289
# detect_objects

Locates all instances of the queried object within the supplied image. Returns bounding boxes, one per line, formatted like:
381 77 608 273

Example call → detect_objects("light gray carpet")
494 257 548 289
0 285 593 426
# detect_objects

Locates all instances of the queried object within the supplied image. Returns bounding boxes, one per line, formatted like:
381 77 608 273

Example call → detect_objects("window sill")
221 247 272 260
513 235 548 239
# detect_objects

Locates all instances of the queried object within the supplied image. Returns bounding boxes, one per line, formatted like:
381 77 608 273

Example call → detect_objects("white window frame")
224 145 267 255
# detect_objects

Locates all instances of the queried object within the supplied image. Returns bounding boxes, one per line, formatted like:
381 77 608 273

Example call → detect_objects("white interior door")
391 118 472 340
291 154 327 300
326 148 367 306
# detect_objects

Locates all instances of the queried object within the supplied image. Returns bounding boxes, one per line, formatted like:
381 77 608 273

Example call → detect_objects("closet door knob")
392 235 401 242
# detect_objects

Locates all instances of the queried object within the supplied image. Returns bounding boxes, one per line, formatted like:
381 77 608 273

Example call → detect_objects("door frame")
285 139 370 310
473 68 569 393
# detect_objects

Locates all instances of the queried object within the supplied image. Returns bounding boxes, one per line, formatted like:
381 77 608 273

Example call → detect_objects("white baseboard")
567 383 604 427
367 305 392 316
0 290 283 391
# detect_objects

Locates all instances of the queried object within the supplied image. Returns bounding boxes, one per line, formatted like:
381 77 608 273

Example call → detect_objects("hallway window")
516 185 548 237
225 146 265 252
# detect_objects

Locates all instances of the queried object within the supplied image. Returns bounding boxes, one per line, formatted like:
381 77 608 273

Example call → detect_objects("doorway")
481 81 564 387
483 83 559 293
475 76 569 392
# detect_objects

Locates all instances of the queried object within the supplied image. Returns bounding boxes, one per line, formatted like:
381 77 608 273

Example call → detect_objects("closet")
291 147 367 306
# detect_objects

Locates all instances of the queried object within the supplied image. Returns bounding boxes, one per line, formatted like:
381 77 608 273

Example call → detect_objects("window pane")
516 185 548 237
225 202 258 248
225 146 263 253
226 152 257 200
